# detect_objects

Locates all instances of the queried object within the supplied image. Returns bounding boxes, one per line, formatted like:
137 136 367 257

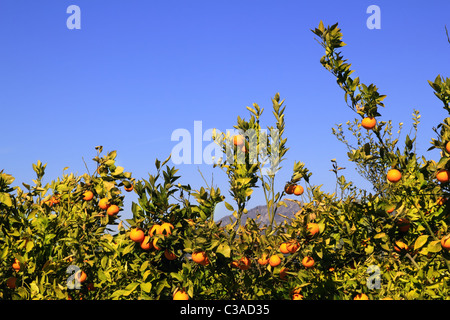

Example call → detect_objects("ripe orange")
257 254 269 265
51 195 60 205
106 204 120 216
269 255 281 267
230 260 240 268
6 277 16 289
164 250 177 260
173 288 189 300
396 218 410 233
441 235 450 250
354 293 369 300
286 240 300 254
285 185 295 195
149 224 161 236
436 170 450 183
12 258 20 272
238 257 251 270
233 135 245 147
387 169 402 183
159 222 174 236
192 251 207 264
361 117 376 130
446 142 450 154
306 223 319 237
76 270 87 283
98 198 110 210
279 242 290 254
302 256 315 268
130 228 145 243
82 191 94 201
293 185 304 196
292 293 304 300
394 241 408 253
140 236 153 250
124 184 134 192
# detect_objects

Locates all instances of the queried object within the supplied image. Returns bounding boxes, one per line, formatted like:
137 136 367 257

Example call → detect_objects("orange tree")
2 21 450 300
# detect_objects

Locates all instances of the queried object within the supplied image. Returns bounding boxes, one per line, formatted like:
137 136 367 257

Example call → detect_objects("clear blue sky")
1 1 449 222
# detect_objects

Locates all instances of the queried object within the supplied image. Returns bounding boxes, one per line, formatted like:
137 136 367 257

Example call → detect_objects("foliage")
1 21 450 300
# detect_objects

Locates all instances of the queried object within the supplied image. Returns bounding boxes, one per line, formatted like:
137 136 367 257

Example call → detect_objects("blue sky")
1 1 449 222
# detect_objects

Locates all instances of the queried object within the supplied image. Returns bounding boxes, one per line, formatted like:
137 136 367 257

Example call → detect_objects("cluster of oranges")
362 117 450 186
284 184 304 196
129 223 176 259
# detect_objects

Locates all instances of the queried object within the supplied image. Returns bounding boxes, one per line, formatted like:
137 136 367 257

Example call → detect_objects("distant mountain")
217 200 302 226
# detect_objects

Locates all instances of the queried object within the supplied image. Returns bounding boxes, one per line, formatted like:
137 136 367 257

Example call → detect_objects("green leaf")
224 202 234 211
25 241 34 253
414 235 429 250
427 240 442 253
0 192 12 207
140 282 152 293
216 242 231 258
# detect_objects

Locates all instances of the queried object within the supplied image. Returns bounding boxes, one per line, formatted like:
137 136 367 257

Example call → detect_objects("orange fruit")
149 224 161 236
51 195 60 205
6 277 16 289
159 222 174 236
82 191 94 201
306 223 320 237
98 198 110 210
106 204 120 216
124 184 134 192
140 236 153 250
396 218 410 233
354 293 369 300
361 117 377 130
446 142 450 154
302 256 315 268
152 238 161 251
361 117 376 130
437 170 450 183
285 185 295 195
257 254 269 265
164 250 177 260
230 260 240 268
292 293 304 300
387 169 402 183
293 185 304 196
238 257 251 270
280 242 290 254
76 270 87 283
441 235 450 250
130 228 145 243
233 135 245 146
286 240 300 254
192 251 207 265
269 255 281 267
394 241 408 253
12 258 20 272
173 288 189 300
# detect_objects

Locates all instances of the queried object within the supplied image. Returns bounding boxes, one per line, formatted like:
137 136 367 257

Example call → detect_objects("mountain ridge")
216 200 302 226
